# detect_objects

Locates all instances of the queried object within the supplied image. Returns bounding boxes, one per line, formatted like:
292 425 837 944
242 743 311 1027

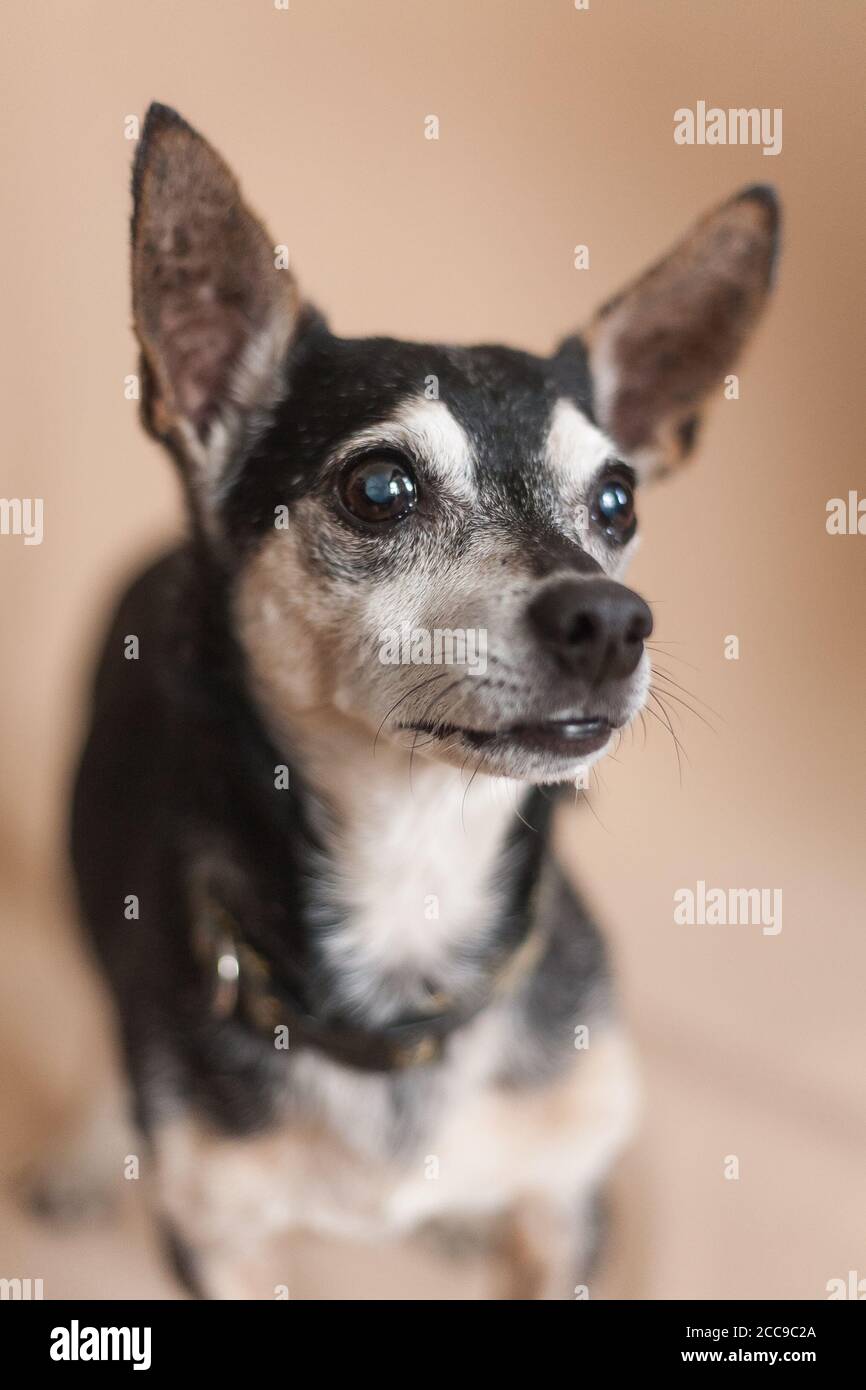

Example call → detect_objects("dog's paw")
13 1156 118 1225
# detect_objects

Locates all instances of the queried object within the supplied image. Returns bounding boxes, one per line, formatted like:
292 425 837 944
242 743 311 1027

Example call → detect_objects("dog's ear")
559 186 780 479
131 103 300 487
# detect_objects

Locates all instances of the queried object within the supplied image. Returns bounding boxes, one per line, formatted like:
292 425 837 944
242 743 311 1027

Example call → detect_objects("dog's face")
228 335 651 783
131 104 778 785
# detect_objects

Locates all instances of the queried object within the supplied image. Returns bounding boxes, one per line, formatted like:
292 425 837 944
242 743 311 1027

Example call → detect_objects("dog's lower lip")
404 716 613 757
511 718 607 740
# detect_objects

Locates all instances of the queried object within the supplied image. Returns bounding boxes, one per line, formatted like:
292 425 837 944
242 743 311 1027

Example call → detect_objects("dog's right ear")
131 103 301 489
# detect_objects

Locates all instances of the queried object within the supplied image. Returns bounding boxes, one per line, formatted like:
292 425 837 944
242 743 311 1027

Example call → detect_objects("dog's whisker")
408 726 422 793
460 755 485 832
645 690 690 784
509 790 539 835
645 640 699 671
407 676 468 788
650 679 719 733
574 769 611 835
373 671 449 756
650 664 722 719
643 699 682 782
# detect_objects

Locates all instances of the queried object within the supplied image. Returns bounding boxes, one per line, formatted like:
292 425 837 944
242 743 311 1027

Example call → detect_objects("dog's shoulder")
84 545 200 715
69 546 208 957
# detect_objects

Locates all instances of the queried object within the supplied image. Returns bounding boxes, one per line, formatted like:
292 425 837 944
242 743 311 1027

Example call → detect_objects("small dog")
67 104 778 1299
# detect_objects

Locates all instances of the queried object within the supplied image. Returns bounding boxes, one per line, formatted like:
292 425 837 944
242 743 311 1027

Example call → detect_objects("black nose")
527 578 653 683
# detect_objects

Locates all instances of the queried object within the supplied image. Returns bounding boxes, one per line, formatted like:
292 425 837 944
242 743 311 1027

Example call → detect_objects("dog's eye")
340 454 418 525
592 472 636 542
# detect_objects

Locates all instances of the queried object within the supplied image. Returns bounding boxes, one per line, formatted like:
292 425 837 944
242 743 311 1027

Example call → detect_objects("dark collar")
191 885 546 1074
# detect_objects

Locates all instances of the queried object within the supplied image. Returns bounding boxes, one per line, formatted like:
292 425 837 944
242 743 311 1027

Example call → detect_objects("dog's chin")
394 715 622 786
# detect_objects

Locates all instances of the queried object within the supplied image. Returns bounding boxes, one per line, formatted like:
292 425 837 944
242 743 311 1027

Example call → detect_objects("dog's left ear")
131 103 301 487
560 186 780 478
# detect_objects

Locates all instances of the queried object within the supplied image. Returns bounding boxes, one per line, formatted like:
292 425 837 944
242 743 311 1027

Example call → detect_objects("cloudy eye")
592 470 636 542
339 453 418 525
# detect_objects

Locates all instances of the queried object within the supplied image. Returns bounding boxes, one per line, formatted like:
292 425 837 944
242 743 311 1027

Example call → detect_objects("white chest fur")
311 756 525 1022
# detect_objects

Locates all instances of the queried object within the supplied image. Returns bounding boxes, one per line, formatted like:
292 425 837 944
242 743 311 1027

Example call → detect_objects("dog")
63 103 778 1299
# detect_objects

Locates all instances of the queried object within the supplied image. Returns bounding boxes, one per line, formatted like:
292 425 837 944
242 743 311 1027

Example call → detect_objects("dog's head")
131 103 778 785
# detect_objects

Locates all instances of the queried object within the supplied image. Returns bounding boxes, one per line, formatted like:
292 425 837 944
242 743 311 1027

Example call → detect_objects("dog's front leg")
495 1190 600 1300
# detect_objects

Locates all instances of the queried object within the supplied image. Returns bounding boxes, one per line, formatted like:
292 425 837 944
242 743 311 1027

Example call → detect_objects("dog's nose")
527 578 653 682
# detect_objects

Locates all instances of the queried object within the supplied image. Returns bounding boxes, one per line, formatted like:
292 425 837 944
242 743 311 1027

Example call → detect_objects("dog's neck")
266 705 532 1024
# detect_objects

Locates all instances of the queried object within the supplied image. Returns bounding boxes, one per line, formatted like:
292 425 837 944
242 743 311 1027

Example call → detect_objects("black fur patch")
222 317 598 558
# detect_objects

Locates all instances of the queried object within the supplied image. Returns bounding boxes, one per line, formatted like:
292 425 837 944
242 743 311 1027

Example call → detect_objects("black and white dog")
67 104 778 1298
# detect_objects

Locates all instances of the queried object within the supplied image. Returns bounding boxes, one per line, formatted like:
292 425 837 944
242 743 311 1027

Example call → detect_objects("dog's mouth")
401 715 613 759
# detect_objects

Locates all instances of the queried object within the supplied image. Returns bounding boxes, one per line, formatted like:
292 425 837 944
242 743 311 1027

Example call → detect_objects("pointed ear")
131 103 300 483
567 186 780 479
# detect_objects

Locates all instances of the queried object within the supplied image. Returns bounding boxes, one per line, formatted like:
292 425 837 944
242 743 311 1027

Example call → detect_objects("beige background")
1 0 864 1299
